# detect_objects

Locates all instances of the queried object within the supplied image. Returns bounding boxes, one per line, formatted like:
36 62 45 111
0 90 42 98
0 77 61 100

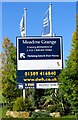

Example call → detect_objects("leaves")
59 15 78 113
2 37 20 103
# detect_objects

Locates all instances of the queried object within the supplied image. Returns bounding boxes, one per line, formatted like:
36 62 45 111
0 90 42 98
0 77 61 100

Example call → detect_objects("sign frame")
16 36 63 89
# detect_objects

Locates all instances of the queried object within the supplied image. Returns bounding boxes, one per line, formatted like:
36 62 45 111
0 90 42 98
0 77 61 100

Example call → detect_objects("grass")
62 115 75 118
1 118 76 120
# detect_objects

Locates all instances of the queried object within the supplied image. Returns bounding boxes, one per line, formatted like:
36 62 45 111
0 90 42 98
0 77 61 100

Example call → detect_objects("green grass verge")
1 118 76 120
62 115 75 118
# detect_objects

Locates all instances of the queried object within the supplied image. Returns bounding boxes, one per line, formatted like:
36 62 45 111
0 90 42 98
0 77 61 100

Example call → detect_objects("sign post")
16 36 63 89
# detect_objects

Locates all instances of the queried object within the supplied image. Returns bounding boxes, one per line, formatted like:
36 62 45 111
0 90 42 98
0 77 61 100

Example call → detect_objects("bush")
13 97 35 112
7 101 14 110
47 105 55 112
47 104 63 113
31 111 51 118
13 97 26 111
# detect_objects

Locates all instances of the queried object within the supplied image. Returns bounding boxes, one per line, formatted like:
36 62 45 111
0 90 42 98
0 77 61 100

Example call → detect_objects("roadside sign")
16 36 63 89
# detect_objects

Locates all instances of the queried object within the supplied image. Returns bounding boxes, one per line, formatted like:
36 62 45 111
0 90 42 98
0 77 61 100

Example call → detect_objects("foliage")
58 15 78 114
40 89 56 108
33 89 45 109
2 38 36 111
13 97 26 111
31 111 51 118
13 97 35 112
2 38 21 104
0 106 8 118
25 89 35 112
47 104 62 113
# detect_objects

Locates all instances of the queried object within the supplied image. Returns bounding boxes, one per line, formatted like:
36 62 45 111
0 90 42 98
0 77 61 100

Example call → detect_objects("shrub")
47 105 55 112
25 98 35 112
31 111 51 118
7 101 14 110
13 97 35 112
47 104 63 113
13 97 26 111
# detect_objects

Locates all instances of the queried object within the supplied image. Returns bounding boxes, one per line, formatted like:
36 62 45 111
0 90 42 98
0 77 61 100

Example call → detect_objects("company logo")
18 83 23 89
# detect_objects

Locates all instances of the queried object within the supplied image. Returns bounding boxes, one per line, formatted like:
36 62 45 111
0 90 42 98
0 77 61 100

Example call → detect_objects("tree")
59 15 78 114
2 37 21 105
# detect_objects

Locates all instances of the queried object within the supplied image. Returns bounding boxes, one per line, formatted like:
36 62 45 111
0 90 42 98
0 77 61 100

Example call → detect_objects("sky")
2 2 77 66
1 0 77 2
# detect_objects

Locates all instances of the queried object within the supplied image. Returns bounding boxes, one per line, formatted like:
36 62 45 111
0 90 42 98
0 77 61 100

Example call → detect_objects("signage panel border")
16 36 63 89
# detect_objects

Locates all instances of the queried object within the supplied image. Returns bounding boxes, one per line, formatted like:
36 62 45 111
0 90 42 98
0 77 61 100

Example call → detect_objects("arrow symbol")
20 53 25 58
